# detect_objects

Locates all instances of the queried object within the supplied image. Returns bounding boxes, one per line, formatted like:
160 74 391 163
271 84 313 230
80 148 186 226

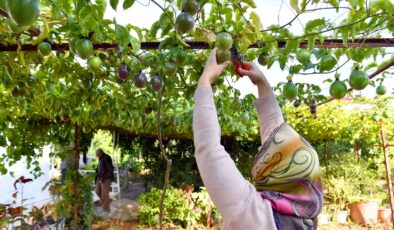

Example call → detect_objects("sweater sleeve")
254 92 284 144
193 86 274 224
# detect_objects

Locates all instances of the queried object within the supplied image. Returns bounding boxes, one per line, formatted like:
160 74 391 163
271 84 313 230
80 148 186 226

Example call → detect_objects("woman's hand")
199 48 230 86
236 61 267 85
237 61 272 97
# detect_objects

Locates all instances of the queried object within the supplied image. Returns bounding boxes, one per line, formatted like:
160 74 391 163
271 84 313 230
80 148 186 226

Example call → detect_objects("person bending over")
193 49 323 230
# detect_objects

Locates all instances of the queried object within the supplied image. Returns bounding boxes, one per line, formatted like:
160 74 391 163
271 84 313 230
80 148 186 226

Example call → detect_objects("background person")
95 148 115 213
193 49 323 229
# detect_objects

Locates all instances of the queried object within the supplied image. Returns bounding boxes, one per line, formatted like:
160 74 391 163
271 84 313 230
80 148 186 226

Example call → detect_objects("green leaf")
284 39 299 53
305 19 325 32
115 24 130 48
278 55 287 70
243 0 256 8
307 36 316 51
341 29 349 47
290 0 301 13
110 0 119 11
130 36 140 53
123 0 135 10
267 57 276 69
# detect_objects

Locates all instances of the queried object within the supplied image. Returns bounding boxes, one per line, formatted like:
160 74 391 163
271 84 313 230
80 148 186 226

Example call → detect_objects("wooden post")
379 121 394 228
72 123 79 222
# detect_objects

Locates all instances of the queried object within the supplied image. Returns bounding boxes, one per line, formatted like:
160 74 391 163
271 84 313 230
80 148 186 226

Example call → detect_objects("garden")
0 0 393 229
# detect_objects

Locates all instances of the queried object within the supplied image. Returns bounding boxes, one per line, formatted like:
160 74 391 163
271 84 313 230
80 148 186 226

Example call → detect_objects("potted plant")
378 207 392 224
378 198 392 224
348 195 379 225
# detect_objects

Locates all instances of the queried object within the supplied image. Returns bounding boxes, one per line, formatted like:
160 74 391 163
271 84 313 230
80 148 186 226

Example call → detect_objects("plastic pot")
318 213 329 225
348 200 378 225
378 208 392 224
336 211 348 224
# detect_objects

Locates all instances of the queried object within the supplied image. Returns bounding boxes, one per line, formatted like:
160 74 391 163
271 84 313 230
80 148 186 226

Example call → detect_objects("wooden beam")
0 38 393 52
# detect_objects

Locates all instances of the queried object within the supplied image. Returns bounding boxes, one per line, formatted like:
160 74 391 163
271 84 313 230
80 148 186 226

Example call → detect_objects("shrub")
138 187 221 228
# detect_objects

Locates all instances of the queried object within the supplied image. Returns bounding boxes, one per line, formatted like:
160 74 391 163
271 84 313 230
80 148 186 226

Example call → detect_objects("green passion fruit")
216 32 233 50
7 0 40 26
38 42 52 56
88 56 103 70
318 54 337 72
182 0 200 15
349 68 369 90
216 49 231 64
296 49 311 64
0 0 6 11
329 79 347 99
75 39 93 59
376 85 387 95
174 50 188 66
164 62 178 76
257 53 269 66
283 81 298 100
175 12 195 34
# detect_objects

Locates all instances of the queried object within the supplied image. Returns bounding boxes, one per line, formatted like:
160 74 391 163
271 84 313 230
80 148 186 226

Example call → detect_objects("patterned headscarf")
252 123 324 230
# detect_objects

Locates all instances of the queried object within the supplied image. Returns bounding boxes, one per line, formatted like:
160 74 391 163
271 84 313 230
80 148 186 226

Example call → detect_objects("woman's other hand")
237 61 272 97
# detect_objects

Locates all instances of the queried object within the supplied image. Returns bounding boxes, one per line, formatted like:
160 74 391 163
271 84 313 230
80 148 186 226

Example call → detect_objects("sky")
103 0 394 98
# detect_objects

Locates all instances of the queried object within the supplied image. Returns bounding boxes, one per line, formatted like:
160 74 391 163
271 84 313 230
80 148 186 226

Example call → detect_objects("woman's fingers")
219 61 230 71
237 67 250 77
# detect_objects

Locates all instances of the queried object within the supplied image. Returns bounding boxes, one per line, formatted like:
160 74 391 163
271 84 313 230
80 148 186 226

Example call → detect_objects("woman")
193 49 323 230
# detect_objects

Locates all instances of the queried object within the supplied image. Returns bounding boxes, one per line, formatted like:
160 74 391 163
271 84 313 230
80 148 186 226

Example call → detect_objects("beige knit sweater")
193 85 284 230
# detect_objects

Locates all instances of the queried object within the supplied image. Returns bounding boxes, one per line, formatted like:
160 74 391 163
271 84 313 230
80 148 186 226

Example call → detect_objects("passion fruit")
164 62 178 76
88 56 102 70
216 32 233 50
151 74 164 92
174 50 188 66
0 0 6 11
118 62 130 80
182 0 200 15
175 12 195 34
37 42 52 56
329 79 347 99
134 72 148 88
349 68 369 90
376 85 387 95
283 81 298 101
318 53 337 72
216 49 231 64
7 0 40 26
296 49 311 64
293 100 301 108
258 53 269 66
75 39 93 59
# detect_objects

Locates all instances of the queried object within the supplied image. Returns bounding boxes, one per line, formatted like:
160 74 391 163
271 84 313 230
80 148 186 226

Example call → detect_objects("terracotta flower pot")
348 200 378 225
378 208 392 224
